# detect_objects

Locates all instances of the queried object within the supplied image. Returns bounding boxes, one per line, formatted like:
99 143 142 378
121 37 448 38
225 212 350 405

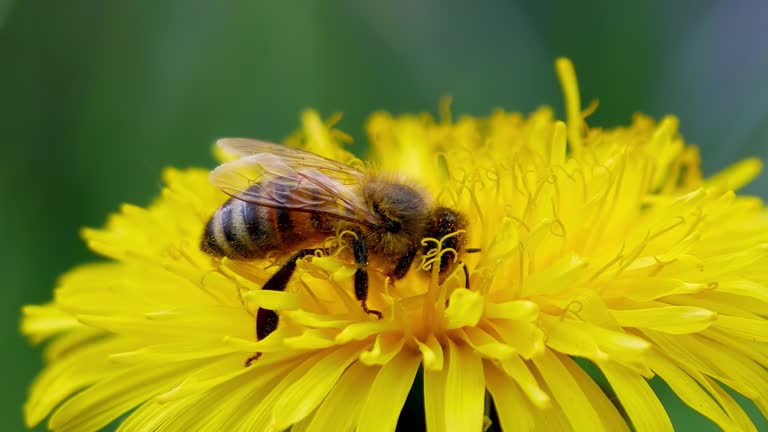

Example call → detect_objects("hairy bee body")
200 139 471 355
201 177 459 277
201 182 333 260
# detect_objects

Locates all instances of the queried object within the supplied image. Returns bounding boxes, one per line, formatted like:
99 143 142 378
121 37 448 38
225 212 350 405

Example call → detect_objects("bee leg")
246 248 317 367
351 228 383 319
256 248 317 339
393 246 419 280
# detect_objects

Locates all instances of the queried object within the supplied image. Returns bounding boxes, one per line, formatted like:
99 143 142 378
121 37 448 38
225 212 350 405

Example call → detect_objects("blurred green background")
2 1 767 430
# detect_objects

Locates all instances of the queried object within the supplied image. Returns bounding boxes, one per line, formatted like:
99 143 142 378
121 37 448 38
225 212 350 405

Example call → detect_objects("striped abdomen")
200 195 334 260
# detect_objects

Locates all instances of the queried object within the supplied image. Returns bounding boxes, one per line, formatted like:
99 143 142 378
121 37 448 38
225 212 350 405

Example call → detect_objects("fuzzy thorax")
362 179 430 257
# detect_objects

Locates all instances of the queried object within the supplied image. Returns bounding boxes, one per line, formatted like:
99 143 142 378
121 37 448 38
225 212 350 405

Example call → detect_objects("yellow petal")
78 304 253 341
305 361 378 432
283 309 354 329
20 305 83 344
42 327 106 363
308 256 357 281
598 360 673 432
443 288 484 329
459 327 515 360
521 253 588 297
415 333 444 371
488 320 545 359
485 300 539 321
612 306 716 334
359 333 405 366
243 289 301 311
49 362 197 432
713 315 768 342
283 329 337 350
444 340 485 432
356 349 421 432
109 341 241 364
485 361 537 432
497 355 550 409
646 351 740 431
703 376 760 432
642 331 759 399
561 356 629 432
716 279 768 307
532 349 607 431
335 320 397 344
156 354 293 403
118 393 200 432
607 278 707 302
24 338 134 428
705 158 762 191
424 360 448 432
235 353 327 432
549 121 567 166
270 344 362 430
545 317 651 365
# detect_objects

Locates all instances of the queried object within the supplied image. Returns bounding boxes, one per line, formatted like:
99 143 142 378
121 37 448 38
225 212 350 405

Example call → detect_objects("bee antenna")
465 247 482 254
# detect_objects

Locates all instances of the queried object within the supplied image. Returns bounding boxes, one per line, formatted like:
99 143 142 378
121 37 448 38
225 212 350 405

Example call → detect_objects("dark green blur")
2 1 767 430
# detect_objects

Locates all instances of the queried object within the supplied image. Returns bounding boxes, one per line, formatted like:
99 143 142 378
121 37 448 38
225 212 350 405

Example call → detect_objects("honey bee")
201 139 469 356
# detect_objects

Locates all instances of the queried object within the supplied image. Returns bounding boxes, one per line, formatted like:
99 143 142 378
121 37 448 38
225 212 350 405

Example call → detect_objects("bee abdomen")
201 198 274 259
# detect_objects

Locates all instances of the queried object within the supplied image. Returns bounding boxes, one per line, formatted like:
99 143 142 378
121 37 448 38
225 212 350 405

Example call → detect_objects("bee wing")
217 138 362 177
211 151 378 225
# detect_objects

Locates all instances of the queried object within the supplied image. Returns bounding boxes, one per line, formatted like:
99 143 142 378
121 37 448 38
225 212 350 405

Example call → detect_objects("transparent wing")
217 138 363 182
211 147 378 225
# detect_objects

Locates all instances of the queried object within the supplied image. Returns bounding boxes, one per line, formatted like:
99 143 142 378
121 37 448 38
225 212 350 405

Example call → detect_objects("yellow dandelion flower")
22 58 768 432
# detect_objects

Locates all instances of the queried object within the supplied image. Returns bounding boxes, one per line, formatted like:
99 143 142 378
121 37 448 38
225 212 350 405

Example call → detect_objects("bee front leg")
350 228 383 319
245 248 317 367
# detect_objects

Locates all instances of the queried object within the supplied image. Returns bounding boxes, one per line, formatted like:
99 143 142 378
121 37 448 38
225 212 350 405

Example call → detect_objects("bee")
201 139 469 356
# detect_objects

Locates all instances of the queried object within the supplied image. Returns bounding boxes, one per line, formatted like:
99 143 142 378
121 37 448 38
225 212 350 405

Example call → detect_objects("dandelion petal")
24 337 133 428
532 350 606 431
49 362 197 432
271 344 361 430
485 362 536 431
612 306 716 334
444 340 485 432
424 362 448 432
306 361 378 432
357 349 420 432
599 360 673 432
646 351 740 431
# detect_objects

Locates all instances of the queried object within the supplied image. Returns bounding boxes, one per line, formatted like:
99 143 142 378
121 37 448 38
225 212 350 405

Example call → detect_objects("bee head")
423 207 468 282
364 180 430 256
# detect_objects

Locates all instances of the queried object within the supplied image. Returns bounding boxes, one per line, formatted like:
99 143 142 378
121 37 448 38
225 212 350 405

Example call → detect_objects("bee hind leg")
245 248 317 367
351 228 383 319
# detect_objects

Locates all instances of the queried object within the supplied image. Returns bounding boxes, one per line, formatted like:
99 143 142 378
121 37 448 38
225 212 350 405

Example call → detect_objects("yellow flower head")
22 58 768 432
